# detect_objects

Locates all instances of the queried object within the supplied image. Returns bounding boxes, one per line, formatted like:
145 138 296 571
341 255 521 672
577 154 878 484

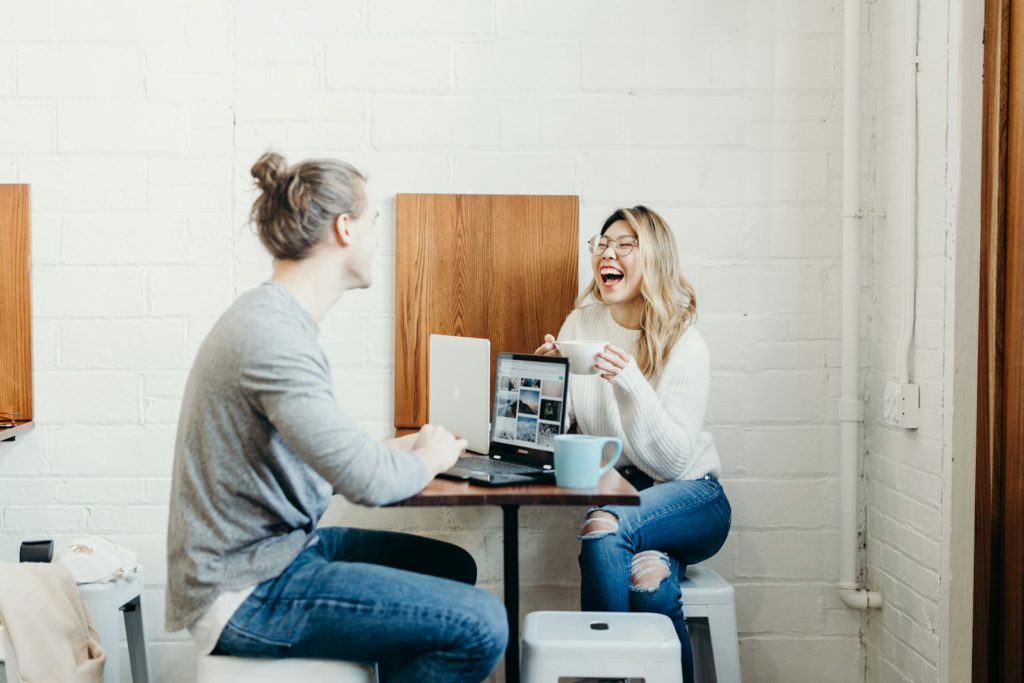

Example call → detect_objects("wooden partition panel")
975 0 1024 679
395 193 579 429
0 184 32 423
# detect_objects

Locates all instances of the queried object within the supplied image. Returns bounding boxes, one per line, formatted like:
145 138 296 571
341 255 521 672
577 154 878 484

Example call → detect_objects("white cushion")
197 655 375 683
679 565 735 605
523 611 680 663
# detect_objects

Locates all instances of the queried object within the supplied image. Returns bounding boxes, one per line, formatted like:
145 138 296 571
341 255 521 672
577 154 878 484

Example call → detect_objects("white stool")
77 570 150 683
522 611 682 683
680 565 741 683
197 655 376 682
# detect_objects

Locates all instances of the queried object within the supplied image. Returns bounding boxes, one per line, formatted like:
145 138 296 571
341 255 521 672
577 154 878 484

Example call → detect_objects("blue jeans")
578 475 731 683
215 527 508 683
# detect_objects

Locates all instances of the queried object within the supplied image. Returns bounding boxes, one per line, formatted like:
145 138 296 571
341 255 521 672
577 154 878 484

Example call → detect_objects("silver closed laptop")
428 334 570 486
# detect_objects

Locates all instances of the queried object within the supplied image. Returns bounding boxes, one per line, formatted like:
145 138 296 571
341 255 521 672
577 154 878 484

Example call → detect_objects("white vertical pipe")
896 0 920 384
839 0 883 610
839 0 862 596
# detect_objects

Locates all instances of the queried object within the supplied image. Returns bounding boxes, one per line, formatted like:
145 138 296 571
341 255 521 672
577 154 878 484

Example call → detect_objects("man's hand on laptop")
412 424 467 477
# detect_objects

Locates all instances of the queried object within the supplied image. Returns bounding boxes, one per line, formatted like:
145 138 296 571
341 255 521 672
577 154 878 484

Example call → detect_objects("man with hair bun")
166 152 507 682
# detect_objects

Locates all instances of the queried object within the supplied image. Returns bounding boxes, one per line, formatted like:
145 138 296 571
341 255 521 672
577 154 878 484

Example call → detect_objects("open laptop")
428 334 570 486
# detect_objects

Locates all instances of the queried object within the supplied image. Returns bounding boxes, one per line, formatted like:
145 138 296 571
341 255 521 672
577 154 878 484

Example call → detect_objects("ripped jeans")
578 475 731 683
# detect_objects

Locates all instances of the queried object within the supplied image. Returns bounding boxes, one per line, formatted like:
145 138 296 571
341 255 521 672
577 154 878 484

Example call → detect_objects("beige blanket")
0 561 104 683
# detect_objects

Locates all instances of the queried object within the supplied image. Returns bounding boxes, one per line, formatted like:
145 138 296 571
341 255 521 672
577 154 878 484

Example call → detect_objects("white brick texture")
863 1 954 681
0 1 966 681
17 46 145 98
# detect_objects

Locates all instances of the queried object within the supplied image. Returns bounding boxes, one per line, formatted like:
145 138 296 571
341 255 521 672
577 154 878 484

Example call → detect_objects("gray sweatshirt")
165 282 429 632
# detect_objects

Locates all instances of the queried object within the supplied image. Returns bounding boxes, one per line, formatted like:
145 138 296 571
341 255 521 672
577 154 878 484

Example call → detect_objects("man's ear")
332 214 352 247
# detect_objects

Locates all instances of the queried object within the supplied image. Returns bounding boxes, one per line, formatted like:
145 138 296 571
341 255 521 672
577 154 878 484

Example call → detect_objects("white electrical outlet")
883 382 919 429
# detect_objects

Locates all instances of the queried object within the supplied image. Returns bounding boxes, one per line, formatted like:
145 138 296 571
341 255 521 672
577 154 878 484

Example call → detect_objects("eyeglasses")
587 235 639 256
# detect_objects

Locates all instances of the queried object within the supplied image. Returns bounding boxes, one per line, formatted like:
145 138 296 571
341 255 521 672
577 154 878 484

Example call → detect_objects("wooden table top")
394 466 640 507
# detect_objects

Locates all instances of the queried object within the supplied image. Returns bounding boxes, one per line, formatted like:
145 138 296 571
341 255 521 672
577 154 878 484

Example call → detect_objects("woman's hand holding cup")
595 344 632 381
534 333 561 356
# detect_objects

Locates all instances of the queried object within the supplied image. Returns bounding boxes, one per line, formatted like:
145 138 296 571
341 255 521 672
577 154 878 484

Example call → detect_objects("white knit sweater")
557 303 721 482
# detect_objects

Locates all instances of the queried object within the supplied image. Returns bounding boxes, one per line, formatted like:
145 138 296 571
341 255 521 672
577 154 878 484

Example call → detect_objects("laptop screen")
491 354 568 453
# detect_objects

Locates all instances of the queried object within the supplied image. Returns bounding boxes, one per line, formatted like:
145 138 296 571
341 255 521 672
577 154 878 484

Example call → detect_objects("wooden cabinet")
0 184 32 439
394 193 579 429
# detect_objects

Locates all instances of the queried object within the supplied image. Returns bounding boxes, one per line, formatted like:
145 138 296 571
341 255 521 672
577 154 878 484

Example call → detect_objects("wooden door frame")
942 1 985 680
975 0 1024 679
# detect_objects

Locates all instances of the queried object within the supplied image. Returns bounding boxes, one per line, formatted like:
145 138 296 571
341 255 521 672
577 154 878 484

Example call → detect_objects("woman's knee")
629 550 672 591
579 509 620 540
627 551 680 615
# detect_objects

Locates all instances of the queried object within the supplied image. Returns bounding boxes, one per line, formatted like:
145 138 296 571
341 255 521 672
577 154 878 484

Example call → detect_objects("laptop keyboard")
454 457 547 476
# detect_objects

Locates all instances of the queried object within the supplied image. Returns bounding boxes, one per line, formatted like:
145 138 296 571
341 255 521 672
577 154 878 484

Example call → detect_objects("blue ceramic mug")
553 435 623 489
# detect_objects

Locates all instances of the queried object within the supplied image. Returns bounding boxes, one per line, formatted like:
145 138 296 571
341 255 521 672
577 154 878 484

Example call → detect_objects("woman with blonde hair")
536 205 730 683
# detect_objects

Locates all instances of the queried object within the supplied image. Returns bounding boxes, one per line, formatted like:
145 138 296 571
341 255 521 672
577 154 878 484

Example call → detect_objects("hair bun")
251 152 290 194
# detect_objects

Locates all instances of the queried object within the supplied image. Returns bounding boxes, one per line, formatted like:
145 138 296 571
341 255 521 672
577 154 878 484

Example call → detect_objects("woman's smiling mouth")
600 265 624 285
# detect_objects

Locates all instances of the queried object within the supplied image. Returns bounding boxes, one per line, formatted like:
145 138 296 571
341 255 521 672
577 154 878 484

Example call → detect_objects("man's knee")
473 590 509 660
579 510 619 539
629 550 671 591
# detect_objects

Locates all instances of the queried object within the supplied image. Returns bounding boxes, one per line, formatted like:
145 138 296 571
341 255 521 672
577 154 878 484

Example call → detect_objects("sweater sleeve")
609 330 711 480
241 342 430 507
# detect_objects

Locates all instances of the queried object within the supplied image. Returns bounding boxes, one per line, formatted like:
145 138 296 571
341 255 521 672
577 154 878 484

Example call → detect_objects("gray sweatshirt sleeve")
240 339 430 507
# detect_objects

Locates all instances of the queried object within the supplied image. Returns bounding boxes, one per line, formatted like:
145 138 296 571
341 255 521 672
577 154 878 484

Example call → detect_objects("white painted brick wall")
863 1 953 681
18 46 146 98
0 1 966 682
0 48 15 96
0 103 56 153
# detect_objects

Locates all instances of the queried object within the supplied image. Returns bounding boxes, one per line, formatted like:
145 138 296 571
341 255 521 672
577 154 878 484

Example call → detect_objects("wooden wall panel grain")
975 0 1024 679
997 0 1024 675
395 194 578 429
0 184 32 424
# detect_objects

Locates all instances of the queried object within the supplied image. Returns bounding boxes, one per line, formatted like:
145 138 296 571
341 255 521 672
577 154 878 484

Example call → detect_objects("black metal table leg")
502 504 520 683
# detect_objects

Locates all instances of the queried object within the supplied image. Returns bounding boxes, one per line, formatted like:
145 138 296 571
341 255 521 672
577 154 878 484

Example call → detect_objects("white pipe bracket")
841 209 886 219
838 587 884 610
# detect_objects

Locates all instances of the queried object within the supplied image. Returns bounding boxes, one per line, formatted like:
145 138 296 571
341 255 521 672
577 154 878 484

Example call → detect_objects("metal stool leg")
706 602 741 683
85 595 121 683
122 595 150 683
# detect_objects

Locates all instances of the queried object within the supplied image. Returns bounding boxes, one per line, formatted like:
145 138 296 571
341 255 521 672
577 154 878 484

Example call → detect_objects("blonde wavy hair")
579 205 697 379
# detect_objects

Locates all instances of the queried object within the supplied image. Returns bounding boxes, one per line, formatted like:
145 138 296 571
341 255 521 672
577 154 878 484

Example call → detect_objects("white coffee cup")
555 340 608 375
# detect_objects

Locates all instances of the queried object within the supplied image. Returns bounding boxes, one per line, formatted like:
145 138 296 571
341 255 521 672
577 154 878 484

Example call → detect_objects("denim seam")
632 491 728 529
711 498 733 528
222 620 293 649
260 595 490 640
589 488 727 540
